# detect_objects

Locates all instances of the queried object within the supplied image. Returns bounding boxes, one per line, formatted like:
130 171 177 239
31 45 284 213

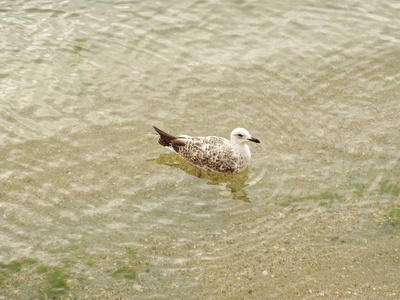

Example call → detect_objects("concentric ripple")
1 0 400 299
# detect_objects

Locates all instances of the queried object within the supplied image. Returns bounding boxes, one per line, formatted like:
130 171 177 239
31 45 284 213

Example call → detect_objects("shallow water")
1 0 400 298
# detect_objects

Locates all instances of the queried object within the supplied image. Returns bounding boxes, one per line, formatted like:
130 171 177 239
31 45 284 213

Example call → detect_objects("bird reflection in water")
152 153 251 202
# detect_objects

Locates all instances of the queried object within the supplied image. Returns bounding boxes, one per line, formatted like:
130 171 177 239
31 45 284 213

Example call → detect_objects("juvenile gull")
153 126 260 174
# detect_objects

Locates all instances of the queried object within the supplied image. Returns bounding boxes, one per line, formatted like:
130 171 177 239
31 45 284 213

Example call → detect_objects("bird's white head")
230 128 260 145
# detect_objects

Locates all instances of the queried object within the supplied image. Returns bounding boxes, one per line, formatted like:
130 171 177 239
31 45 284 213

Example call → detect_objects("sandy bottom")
5 199 399 300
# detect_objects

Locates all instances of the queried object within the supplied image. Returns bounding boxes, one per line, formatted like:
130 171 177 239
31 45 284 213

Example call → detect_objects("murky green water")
1 0 400 298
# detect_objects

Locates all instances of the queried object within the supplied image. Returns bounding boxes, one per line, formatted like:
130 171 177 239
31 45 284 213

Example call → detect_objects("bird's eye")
237 134 243 137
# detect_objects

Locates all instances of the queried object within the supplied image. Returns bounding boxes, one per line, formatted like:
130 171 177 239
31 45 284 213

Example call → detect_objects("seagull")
153 126 260 174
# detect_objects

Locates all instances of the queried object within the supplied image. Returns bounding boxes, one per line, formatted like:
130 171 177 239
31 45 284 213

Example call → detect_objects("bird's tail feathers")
153 126 175 147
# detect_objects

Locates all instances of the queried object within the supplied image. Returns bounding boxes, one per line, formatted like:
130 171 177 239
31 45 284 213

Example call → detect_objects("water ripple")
1 0 400 298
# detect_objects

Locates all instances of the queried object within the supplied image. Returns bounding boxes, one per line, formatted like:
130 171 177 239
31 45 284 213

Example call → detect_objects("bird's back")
176 136 246 173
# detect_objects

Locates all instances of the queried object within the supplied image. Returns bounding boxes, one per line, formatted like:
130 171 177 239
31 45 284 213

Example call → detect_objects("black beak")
248 137 260 143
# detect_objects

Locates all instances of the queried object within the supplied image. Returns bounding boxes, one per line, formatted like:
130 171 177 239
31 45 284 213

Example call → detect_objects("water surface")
1 0 399 298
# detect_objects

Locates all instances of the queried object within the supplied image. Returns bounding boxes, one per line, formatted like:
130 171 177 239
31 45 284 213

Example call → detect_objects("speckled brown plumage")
153 126 260 174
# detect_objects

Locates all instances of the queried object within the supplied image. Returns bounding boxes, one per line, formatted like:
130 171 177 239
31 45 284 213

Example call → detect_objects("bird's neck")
233 143 251 161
